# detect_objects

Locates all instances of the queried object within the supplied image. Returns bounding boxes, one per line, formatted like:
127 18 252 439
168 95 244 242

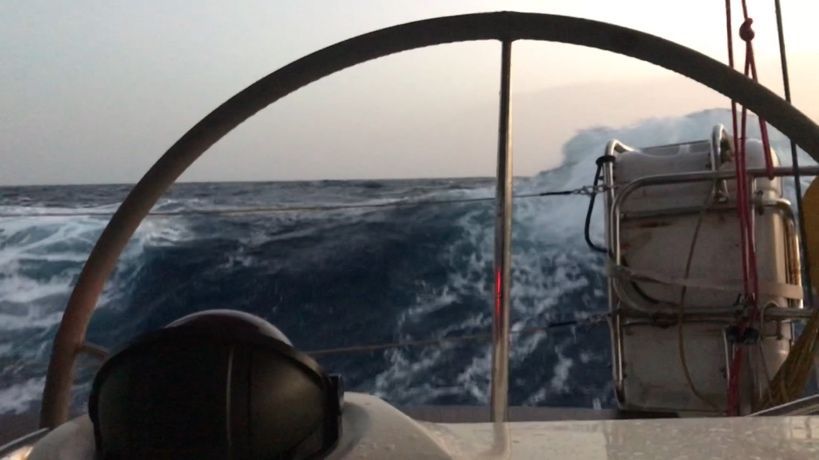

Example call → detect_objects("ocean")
0 109 809 437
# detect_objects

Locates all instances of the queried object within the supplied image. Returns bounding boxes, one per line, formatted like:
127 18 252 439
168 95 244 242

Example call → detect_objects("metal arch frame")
39 11 819 428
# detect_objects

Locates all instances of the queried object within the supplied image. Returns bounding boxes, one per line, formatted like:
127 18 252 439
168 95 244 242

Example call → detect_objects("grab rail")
608 166 819 316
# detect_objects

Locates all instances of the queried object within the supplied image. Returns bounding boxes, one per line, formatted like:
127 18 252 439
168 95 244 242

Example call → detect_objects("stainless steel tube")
491 39 513 423
610 165 819 269
751 393 819 416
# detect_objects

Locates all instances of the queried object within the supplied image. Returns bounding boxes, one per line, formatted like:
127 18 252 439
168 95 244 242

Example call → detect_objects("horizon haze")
2 1 819 185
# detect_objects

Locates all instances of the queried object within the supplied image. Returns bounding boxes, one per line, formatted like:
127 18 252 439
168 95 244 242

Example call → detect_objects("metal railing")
751 393 819 416
608 165 819 316
490 38 513 423
0 428 49 459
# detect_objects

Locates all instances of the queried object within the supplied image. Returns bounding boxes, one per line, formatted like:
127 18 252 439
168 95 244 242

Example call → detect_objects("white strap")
609 264 803 300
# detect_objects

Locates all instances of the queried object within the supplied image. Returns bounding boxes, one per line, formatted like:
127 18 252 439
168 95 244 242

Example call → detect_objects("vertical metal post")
602 143 622 401
775 0 812 306
491 39 513 423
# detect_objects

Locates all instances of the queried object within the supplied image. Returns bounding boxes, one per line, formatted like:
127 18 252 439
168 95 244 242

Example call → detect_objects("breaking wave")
0 109 812 419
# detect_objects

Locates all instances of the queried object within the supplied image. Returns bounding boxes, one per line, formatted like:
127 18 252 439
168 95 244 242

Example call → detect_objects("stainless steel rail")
766 198 803 308
611 166 819 277
603 140 629 404
608 166 819 316
751 393 819 416
604 149 817 408
491 39 513 423
0 428 49 458
602 139 633 250
610 200 804 317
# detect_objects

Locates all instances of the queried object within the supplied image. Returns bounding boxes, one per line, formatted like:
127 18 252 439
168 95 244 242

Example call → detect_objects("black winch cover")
89 310 342 460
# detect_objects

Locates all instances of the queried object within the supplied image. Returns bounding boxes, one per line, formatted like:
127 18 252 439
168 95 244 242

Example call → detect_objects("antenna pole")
491 38 513 423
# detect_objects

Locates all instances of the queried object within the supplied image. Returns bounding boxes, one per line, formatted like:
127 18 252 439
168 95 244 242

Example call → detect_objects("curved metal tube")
40 11 819 427
761 197 803 308
0 428 49 458
608 166 818 315
751 393 819 416
610 167 819 272
602 139 634 257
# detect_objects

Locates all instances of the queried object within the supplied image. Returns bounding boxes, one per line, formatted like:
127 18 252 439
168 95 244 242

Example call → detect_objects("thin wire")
584 158 609 253
775 0 812 306
306 313 609 357
755 340 775 411
677 180 722 412
0 185 602 219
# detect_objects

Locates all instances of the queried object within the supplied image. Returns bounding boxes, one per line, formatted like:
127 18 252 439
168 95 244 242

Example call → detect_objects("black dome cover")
89 310 342 459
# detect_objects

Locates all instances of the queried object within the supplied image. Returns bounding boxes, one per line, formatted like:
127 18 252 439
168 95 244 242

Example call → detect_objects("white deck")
27 393 819 459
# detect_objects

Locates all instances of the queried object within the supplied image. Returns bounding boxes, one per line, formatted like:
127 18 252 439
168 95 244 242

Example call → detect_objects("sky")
2 0 819 185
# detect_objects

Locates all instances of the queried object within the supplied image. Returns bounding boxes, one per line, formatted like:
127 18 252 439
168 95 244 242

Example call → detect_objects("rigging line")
727 0 753 301
738 0 764 304
738 0 774 179
305 313 610 357
0 185 606 219
727 0 780 414
775 0 812 307
725 0 739 154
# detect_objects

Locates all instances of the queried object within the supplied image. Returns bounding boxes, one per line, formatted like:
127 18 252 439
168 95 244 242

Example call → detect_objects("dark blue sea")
0 110 809 428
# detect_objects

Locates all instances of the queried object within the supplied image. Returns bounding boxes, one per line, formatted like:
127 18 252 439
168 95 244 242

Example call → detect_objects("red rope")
739 104 760 302
739 16 775 179
726 0 750 302
724 0 773 416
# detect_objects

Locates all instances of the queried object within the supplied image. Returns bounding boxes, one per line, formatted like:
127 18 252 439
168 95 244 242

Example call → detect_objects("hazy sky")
2 0 819 185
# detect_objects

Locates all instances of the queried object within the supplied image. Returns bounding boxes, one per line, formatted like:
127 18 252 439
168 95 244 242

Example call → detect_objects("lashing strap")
609 264 803 300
